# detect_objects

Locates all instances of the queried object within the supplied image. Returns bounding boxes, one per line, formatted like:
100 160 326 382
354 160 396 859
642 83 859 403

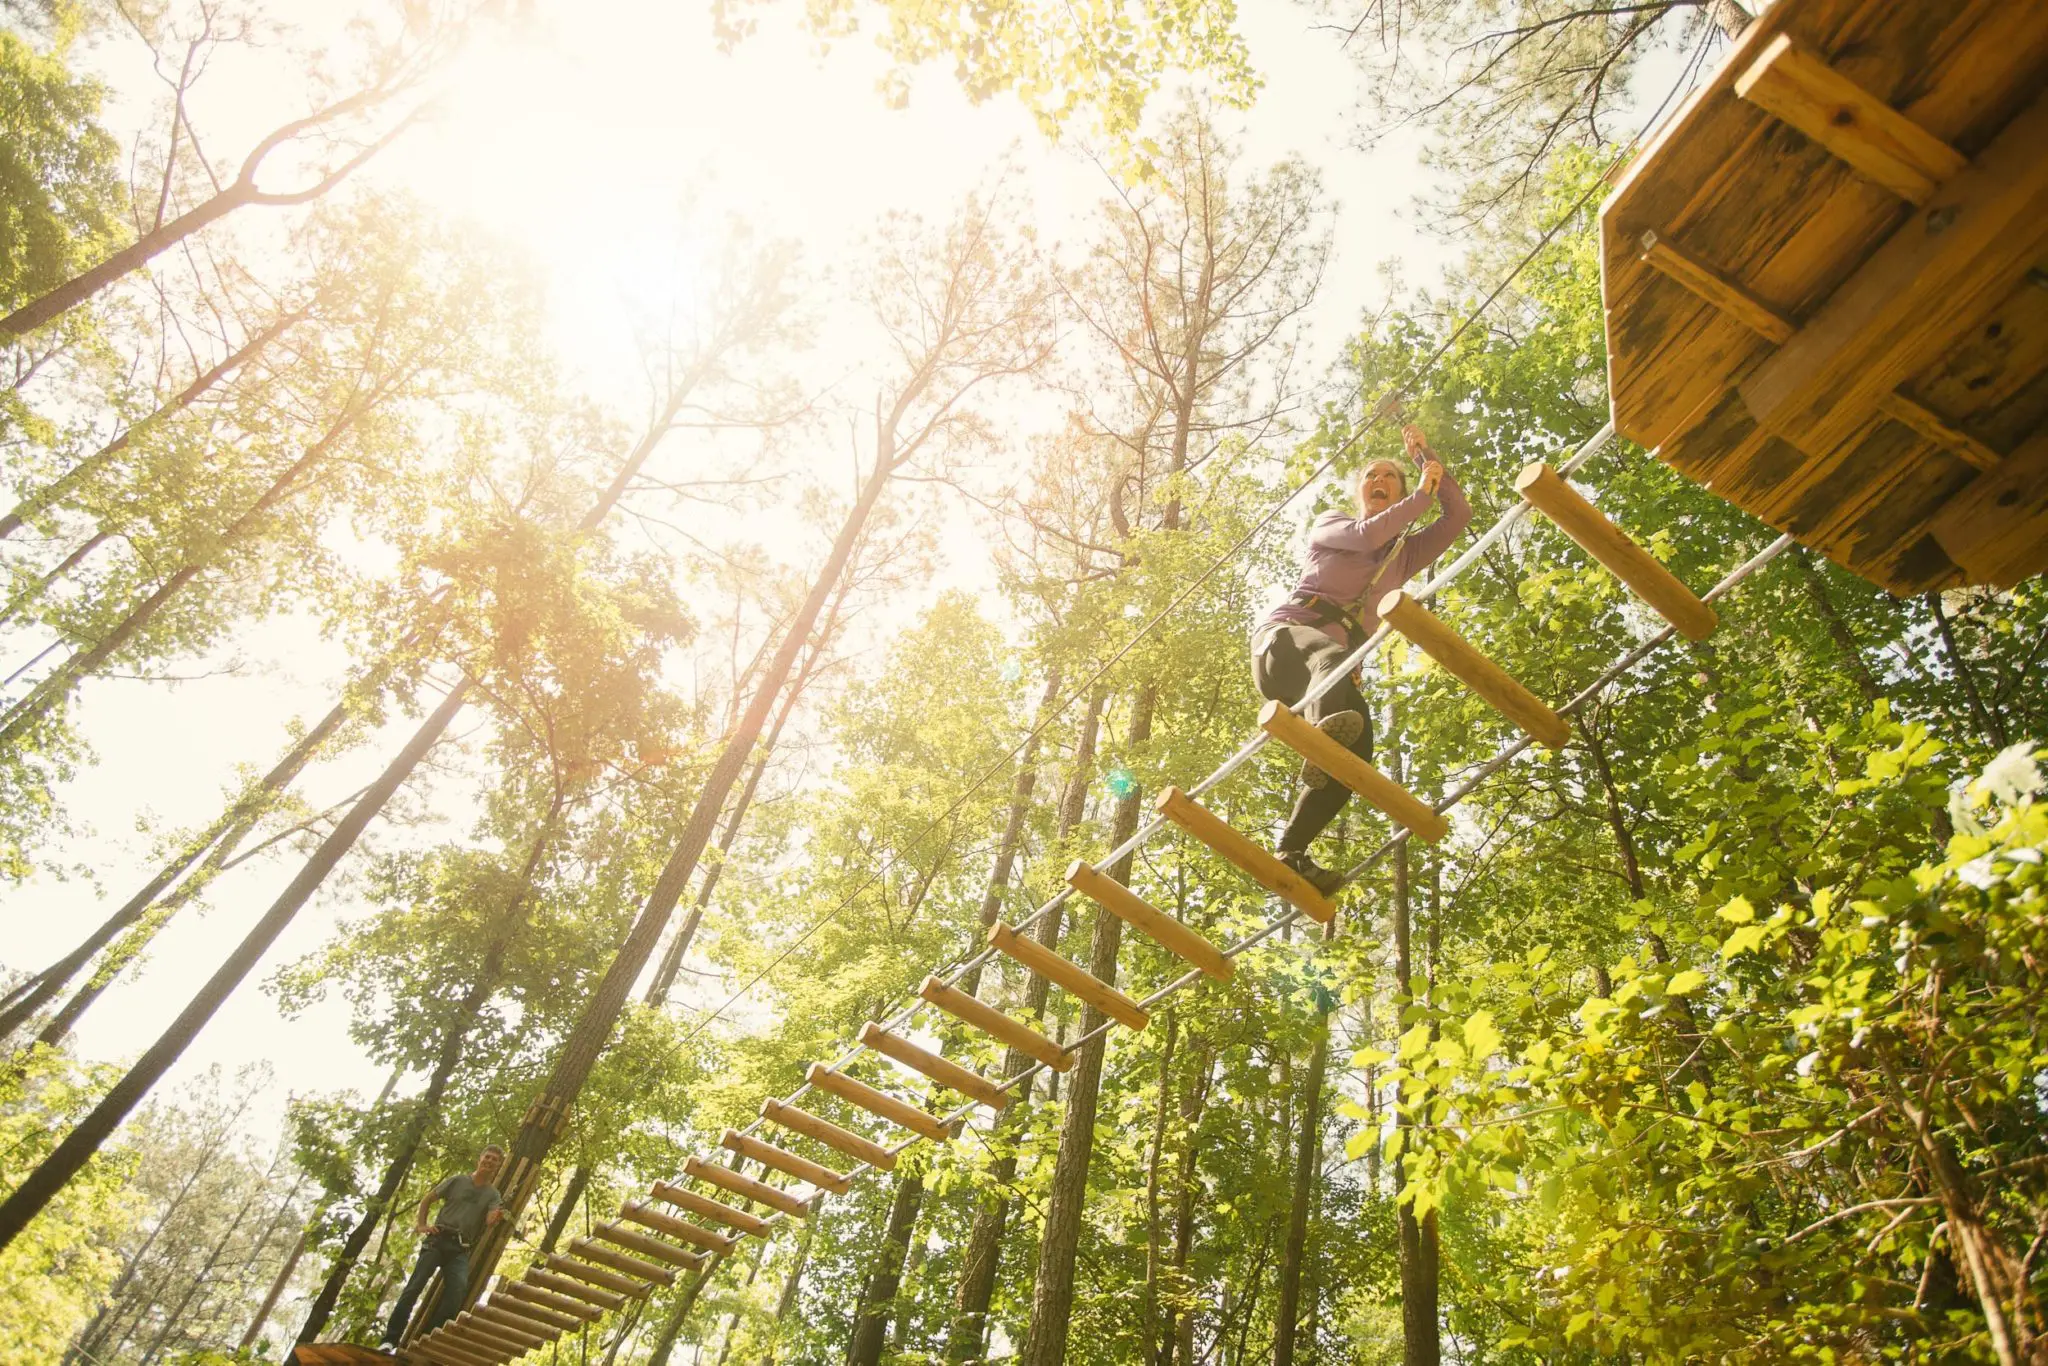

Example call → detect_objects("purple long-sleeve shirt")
1260 472 1472 645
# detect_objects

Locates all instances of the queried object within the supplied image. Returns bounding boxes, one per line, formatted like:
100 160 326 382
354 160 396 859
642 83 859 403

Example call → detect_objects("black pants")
1253 623 1374 852
383 1230 469 1343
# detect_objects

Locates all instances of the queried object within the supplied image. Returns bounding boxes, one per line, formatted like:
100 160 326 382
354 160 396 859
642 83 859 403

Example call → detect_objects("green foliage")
0 28 123 315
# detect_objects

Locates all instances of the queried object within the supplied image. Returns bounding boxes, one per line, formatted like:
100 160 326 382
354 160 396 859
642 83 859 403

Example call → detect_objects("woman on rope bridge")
1252 424 1470 893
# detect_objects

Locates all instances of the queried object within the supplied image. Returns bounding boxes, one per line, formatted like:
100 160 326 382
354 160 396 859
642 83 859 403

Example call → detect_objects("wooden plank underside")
1601 0 2048 450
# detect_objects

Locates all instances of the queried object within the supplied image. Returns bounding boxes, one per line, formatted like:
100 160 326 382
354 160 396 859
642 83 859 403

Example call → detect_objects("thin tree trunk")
1140 1005 1178 1357
645 1250 727 1366
139 1168 270 1363
0 681 468 1253
240 1227 308 1349
846 1171 926 1366
296 798 563 1344
541 1163 594 1254
1791 549 1880 703
1390 773 1439 1366
0 530 108 628
1019 684 1156 1366
467 449 900 1300
0 310 297 539
944 688 1101 1362
1928 592 2008 749
1162 1039 1215 1366
0 399 369 748
1273 945 1332 1366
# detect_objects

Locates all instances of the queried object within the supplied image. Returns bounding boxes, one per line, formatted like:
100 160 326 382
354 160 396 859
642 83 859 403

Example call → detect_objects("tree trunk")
465 450 899 1300
139 1169 270 1363
1018 684 1156 1366
541 1162 594 1254
1140 1006 1179 1357
296 800 563 1344
0 399 368 749
240 1227 308 1350
0 185 253 341
1790 549 1881 703
1273 978 1332 1366
1162 1039 1215 1366
1927 592 2009 750
1391 829 1439 1366
0 310 297 539
846 1171 926 1366
944 688 1102 1362
645 1250 727 1366
0 530 109 628
0 680 469 1253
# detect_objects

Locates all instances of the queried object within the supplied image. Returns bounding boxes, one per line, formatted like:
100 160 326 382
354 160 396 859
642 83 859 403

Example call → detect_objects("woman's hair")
1357 458 1409 500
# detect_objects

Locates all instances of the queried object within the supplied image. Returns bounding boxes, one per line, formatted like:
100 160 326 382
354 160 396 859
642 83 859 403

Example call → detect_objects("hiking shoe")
1278 850 1344 895
1299 709 1365 789
377 1346 398 1356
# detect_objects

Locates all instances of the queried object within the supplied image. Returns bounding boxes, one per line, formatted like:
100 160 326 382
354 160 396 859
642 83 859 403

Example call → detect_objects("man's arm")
414 1177 451 1235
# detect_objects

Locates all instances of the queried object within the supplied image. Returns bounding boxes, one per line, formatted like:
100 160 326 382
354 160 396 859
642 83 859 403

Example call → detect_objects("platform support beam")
1734 33 1965 204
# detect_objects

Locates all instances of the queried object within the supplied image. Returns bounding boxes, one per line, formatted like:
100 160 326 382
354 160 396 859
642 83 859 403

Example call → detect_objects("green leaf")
1462 1010 1503 1060
1666 969 1706 995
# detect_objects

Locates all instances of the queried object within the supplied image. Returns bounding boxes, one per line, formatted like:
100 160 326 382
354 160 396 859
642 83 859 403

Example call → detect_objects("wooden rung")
446 1315 535 1353
987 922 1148 1031
523 1267 625 1311
1513 463 1719 642
594 1220 712 1268
1375 591 1572 750
673 1162 814 1221
569 1232 680 1284
419 1330 507 1366
463 1309 552 1349
919 975 1073 1073
428 1329 513 1365
486 1294 581 1333
1877 392 2004 473
859 1022 1011 1111
1637 230 1795 344
1063 860 1233 980
806 1063 960 1143
1251 706 1450 845
502 1280 604 1322
761 1097 896 1171
1153 787 1336 925
622 1192 738 1251
721 1129 850 1195
1734 32 1965 204
646 1181 773 1236
543 1252 652 1299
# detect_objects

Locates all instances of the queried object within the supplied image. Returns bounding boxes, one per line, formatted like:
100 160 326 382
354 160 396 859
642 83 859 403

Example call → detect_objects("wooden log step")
646 1181 773 1236
625 1191 740 1251
1064 860 1233 980
721 1128 851 1195
761 1097 896 1171
1375 592 1572 750
1249 706 1449 845
1513 463 1718 642
502 1278 604 1322
485 1293 581 1333
806 1064 961 1143
858 1022 1010 1111
542 1252 651 1299
436 1319 525 1356
986 921 1148 1030
919 975 1073 1073
415 1333 504 1366
523 1267 625 1311
674 1161 815 1221
568 1233 679 1286
453 1310 547 1351
1734 33 1964 205
594 1219 712 1268
472 1306 560 1349
1153 787 1336 925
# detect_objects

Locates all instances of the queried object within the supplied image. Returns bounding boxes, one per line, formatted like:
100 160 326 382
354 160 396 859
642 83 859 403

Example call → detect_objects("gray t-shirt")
430 1174 503 1244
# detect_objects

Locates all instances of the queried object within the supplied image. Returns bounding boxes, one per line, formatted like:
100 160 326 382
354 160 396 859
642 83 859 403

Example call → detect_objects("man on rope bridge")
375 1143 507 1353
1251 424 1469 892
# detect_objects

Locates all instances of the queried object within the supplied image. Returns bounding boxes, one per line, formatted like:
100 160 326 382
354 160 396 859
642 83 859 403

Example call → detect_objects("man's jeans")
383 1230 469 1344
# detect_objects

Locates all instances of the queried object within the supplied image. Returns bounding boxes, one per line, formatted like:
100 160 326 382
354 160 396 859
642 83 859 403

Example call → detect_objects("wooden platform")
1599 0 2048 593
289 1347 394 1365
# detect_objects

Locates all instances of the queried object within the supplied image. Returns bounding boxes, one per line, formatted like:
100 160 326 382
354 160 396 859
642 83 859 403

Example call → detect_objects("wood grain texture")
1253 705 1450 844
1153 786 1337 924
1930 430 2048 585
859 1022 1011 1110
1066 860 1235 979
918 974 1073 1072
720 1128 851 1195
